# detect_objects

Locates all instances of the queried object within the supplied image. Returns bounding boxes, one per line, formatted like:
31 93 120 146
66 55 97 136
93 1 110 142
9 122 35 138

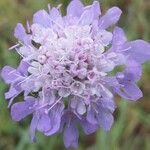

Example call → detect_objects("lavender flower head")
1 0 150 148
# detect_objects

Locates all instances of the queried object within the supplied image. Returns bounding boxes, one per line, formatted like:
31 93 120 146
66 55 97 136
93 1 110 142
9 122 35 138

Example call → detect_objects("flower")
1 0 150 149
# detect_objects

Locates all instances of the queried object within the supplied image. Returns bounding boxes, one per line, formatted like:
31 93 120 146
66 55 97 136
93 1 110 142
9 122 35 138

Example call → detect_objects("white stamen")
9 43 20 50
45 97 62 114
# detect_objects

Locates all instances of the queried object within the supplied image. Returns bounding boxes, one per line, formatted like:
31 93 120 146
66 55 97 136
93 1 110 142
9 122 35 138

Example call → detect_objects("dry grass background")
0 0 150 150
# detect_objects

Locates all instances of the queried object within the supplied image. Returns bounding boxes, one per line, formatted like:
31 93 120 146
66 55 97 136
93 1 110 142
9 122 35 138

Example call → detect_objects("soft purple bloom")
1 61 29 106
1 0 150 149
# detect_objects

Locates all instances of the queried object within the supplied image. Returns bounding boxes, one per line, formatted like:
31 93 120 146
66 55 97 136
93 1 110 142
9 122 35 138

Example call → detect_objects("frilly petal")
37 114 51 133
114 82 143 101
14 23 31 44
49 8 63 26
99 7 122 29
5 85 21 99
80 119 98 135
33 10 52 27
67 0 84 17
112 27 127 49
1 66 18 84
29 114 39 142
63 122 79 149
45 103 64 136
11 98 36 121
97 109 114 131
125 40 150 64
124 59 142 81
79 6 94 25
92 1 101 18
17 60 29 76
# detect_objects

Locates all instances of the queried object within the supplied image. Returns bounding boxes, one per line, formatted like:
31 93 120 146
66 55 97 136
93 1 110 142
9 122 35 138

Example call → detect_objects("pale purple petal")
125 59 142 81
97 109 114 131
125 40 150 64
99 98 116 113
99 30 113 46
79 7 94 25
123 82 143 100
81 0 101 22
50 8 63 26
45 103 64 135
67 0 84 17
14 23 31 44
99 7 122 29
17 60 29 76
11 98 35 121
63 122 79 149
102 76 119 87
114 82 143 101
37 114 51 132
86 107 97 124
80 119 98 135
50 8 61 19
29 114 39 142
1 66 18 84
92 1 101 18
14 23 26 41
5 85 20 99
112 27 127 49
33 10 52 27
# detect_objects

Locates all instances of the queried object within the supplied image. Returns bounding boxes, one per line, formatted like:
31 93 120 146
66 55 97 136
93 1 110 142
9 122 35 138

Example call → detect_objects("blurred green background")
0 0 150 150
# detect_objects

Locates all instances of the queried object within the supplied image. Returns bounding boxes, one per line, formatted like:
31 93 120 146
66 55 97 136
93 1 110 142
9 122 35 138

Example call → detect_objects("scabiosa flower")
1 0 150 149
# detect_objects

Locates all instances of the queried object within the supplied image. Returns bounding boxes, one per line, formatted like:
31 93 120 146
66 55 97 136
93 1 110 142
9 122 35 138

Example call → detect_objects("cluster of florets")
1 0 150 149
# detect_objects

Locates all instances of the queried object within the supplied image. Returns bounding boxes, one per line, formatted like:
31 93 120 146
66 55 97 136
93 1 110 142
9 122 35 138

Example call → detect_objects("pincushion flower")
1 0 150 149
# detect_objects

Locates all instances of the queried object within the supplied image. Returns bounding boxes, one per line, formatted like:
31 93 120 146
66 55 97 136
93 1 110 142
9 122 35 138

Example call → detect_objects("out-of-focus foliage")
0 0 149 150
